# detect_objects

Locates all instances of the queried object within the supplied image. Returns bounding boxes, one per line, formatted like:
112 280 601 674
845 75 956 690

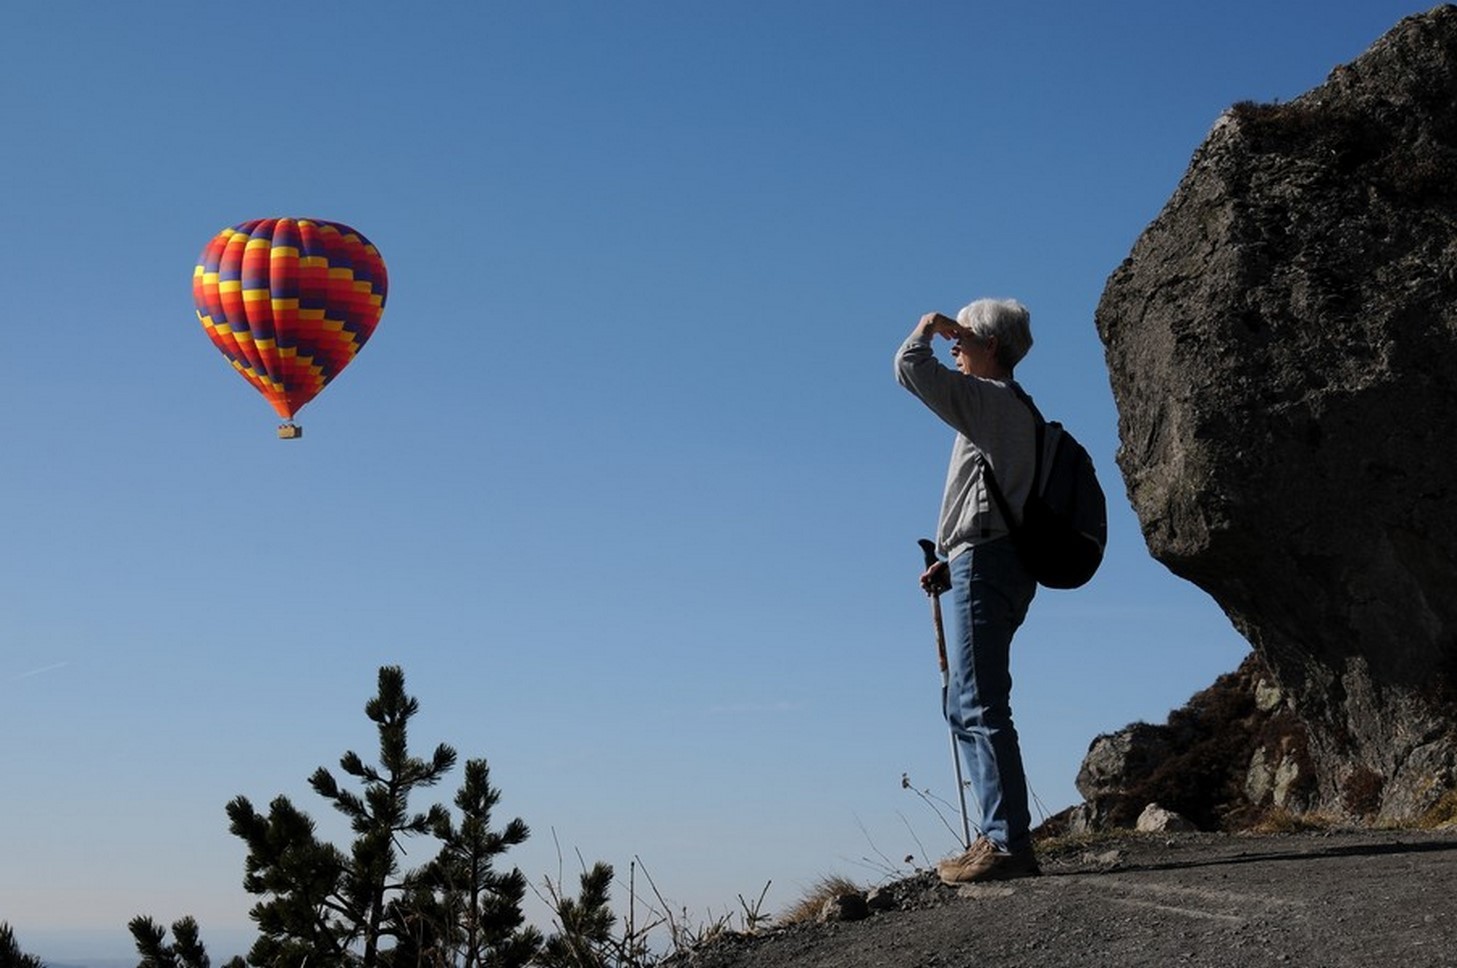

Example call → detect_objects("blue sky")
1 0 1428 961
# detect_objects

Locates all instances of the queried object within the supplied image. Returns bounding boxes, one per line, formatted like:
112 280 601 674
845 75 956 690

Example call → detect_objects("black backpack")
982 387 1107 589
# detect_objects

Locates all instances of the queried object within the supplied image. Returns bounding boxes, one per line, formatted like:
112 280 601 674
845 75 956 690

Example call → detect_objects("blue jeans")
945 538 1037 853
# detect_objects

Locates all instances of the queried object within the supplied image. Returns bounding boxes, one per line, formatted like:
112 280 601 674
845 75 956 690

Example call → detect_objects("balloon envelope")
193 218 388 420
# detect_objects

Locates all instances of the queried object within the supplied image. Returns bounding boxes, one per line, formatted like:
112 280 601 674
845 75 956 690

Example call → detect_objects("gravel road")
666 829 1457 968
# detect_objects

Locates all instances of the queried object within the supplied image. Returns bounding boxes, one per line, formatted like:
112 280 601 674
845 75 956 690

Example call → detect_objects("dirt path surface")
668 829 1457 968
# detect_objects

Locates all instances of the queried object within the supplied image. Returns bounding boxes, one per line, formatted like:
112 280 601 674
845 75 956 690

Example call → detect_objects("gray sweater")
895 334 1037 562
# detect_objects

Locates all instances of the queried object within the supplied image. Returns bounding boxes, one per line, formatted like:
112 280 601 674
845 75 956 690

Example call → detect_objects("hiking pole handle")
917 539 950 597
918 538 938 569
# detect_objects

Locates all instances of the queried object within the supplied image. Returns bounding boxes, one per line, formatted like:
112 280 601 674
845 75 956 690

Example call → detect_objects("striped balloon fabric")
193 218 388 422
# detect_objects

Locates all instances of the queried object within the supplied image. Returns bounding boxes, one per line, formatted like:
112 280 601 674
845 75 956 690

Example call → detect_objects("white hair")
957 298 1033 371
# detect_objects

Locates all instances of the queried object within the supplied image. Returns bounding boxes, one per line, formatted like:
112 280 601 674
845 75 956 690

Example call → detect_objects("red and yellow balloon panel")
193 218 388 435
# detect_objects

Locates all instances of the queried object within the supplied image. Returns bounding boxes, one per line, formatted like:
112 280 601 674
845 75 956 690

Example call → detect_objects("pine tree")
405 758 542 968
308 665 458 966
536 863 617 968
0 922 44 968
225 794 353 965
223 665 489 966
128 915 245 968
135 665 582 967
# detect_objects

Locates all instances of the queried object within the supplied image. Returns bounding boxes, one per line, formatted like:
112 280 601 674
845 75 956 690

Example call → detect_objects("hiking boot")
936 838 1040 885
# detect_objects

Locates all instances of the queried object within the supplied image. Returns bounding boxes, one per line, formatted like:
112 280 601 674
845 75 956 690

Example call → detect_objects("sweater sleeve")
894 334 986 437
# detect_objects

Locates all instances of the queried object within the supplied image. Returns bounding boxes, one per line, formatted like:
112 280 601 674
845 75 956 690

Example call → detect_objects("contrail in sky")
15 661 71 680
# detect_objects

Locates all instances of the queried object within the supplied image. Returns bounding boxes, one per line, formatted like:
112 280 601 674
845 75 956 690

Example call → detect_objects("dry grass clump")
1416 791 1457 829
777 875 863 926
1246 807 1340 834
1031 828 1131 857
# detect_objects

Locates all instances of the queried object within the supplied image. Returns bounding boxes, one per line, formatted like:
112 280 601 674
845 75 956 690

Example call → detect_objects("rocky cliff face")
1064 653 1319 833
1094 6 1457 821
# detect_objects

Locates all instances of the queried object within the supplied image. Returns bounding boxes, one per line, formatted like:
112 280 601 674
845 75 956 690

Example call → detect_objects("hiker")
894 299 1041 883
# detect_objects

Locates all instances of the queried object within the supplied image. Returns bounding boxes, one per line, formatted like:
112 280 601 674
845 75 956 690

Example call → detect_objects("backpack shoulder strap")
980 381 1045 530
981 456 1018 531
1009 381 1047 430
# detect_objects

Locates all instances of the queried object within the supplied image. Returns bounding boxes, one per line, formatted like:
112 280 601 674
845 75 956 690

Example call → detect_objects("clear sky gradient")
1 1 1430 962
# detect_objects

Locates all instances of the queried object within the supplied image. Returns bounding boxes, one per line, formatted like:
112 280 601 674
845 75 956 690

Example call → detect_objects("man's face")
950 332 998 377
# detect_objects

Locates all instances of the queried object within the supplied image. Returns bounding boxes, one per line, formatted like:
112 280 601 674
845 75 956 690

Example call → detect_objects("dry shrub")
1226 98 1383 173
1114 661 1262 830
1342 766 1385 818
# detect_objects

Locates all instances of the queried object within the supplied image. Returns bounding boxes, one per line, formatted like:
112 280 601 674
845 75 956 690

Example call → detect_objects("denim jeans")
945 538 1037 853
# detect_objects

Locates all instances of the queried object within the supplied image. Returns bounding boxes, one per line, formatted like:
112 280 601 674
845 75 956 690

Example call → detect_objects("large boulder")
1095 6 1457 820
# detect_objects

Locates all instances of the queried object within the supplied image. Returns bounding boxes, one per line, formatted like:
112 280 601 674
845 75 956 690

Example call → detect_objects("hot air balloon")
193 218 388 437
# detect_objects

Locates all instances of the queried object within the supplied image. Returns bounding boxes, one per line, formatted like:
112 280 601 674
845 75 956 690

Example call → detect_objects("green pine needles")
128 915 217 968
0 922 46 968
131 666 614 968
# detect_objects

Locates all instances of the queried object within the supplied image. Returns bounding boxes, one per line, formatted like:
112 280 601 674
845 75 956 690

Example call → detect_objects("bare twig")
902 771 978 846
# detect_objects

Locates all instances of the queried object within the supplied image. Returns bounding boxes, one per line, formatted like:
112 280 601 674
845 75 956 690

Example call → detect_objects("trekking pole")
918 539 973 851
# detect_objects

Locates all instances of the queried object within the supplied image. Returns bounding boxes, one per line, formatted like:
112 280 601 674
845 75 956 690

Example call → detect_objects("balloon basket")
277 423 303 439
